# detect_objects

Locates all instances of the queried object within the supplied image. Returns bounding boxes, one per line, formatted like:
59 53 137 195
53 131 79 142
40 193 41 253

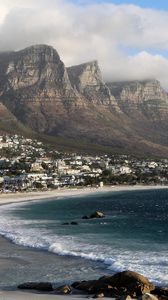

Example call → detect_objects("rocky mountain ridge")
0 44 168 156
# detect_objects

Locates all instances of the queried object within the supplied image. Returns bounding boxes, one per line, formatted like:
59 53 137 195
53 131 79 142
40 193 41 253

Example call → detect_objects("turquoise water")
0 188 168 286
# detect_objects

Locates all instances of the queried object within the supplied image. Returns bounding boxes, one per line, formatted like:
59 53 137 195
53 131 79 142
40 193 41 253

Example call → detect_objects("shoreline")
0 184 168 207
0 185 167 299
0 291 112 300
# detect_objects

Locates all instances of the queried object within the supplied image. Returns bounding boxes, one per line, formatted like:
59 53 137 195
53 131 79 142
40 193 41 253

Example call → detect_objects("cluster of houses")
0 134 168 192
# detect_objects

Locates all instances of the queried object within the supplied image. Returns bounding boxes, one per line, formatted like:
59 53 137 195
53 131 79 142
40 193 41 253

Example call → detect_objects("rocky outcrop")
54 284 72 294
62 222 78 225
151 287 168 297
82 211 105 219
18 282 53 291
0 45 79 133
99 271 155 295
0 44 168 156
17 271 168 299
67 61 119 110
73 271 155 297
107 80 168 120
139 294 159 300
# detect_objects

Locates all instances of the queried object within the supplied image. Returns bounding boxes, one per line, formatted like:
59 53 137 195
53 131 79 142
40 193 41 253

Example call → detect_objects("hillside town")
0 134 168 193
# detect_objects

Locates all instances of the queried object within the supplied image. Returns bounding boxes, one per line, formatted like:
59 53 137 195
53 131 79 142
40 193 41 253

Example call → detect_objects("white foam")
0 202 167 286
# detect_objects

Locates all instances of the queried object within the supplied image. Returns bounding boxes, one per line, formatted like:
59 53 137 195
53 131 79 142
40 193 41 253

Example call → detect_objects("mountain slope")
107 80 168 147
0 102 33 135
0 45 168 157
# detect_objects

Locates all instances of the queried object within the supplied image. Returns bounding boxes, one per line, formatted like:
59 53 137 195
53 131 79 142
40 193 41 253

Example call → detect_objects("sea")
0 188 168 288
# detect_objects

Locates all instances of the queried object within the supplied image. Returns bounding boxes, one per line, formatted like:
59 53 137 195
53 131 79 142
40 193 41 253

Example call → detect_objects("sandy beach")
0 185 167 300
0 291 106 300
0 184 167 206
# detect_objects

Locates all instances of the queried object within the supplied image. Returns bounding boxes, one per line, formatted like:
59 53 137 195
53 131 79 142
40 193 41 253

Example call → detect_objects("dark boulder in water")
18 282 53 291
82 211 105 219
90 211 105 218
71 221 78 225
62 221 78 225
82 215 89 219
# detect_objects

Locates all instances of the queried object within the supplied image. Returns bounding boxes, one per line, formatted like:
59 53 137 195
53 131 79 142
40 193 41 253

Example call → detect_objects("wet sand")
0 185 167 206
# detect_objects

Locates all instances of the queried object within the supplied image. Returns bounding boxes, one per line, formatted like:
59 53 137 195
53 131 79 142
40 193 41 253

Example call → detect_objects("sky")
0 0 168 87
73 0 168 10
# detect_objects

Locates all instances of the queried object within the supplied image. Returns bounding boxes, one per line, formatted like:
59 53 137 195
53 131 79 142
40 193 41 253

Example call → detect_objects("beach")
0 185 167 300
0 185 167 206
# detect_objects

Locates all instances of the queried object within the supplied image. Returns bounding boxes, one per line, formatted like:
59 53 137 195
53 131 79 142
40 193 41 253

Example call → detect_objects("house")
119 166 132 174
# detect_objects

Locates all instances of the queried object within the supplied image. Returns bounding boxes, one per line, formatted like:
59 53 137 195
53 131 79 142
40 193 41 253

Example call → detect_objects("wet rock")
119 296 132 300
151 287 168 297
89 211 105 219
82 216 89 219
71 281 86 289
72 280 119 296
138 293 158 300
93 292 104 298
62 222 78 225
71 221 78 225
72 280 101 293
18 282 53 291
82 211 105 220
99 271 155 296
55 284 72 294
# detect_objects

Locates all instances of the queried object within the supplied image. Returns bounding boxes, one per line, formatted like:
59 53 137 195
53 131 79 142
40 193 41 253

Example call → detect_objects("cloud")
0 0 168 87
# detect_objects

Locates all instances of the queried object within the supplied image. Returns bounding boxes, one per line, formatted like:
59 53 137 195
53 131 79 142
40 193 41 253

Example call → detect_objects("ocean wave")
0 202 167 286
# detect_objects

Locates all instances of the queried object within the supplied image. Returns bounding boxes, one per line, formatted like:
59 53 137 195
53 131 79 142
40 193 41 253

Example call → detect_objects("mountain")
0 102 32 135
0 44 168 157
107 80 168 147
67 60 119 111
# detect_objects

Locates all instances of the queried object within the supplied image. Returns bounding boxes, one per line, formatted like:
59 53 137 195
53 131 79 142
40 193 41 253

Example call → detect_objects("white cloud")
0 0 168 87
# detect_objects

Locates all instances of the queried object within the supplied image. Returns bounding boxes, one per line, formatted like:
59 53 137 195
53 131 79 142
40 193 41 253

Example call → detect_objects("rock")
68 61 118 108
82 216 89 219
72 280 116 296
138 293 158 300
99 271 155 296
71 281 85 289
18 282 53 291
55 284 72 294
72 280 101 293
151 287 168 297
82 212 105 220
90 211 105 218
62 221 78 225
71 221 78 225
93 292 104 298
119 296 132 300
72 280 119 296
89 211 105 219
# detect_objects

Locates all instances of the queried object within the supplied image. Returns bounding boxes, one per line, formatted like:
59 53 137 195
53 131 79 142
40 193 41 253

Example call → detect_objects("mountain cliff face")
0 44 168 156
0 45 80 133
107 80 168 120
107 80 168 148
67 61 119 111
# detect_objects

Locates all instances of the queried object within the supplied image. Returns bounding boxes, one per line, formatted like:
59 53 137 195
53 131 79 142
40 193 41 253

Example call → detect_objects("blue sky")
73 0 168 10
